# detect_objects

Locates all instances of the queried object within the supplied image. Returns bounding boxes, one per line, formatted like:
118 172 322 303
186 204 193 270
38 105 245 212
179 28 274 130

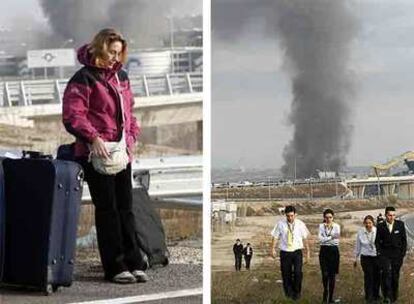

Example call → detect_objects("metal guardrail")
0 72 202 107
82 155 203 209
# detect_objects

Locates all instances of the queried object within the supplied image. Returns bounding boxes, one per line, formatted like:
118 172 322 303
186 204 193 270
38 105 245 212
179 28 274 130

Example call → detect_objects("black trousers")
360 255 380 302
379 255 403 302
234 254 242 271
280 250 303 300
244 255 252 270
319 246 339 303
80 161 142 280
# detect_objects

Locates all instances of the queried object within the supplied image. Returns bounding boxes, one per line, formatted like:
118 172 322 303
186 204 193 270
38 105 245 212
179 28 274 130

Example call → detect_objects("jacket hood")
77 44 122 74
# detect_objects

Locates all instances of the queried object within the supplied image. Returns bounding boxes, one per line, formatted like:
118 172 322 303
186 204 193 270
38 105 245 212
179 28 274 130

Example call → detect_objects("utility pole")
268 176 271 202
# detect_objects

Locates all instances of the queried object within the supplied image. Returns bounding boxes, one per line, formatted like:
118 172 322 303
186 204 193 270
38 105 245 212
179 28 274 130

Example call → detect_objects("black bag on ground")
0 158 5 283
132 170 169 268
56 143 75 161
0 151 83 295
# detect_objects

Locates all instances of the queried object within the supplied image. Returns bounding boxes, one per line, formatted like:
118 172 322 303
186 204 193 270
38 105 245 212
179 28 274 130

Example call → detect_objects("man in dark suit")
233 239 243 271
243 243 253 270
375 206 407 303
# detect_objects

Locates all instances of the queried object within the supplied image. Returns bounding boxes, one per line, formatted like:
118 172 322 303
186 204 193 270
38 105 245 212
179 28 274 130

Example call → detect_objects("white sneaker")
112 271 136 284
131 270 149 283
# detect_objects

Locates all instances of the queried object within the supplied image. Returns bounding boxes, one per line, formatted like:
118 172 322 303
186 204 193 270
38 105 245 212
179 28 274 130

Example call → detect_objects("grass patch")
212 258 414 303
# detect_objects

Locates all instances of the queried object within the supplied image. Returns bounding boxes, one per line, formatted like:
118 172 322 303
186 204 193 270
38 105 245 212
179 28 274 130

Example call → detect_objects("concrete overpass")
346 175 414 199
0 72 202 128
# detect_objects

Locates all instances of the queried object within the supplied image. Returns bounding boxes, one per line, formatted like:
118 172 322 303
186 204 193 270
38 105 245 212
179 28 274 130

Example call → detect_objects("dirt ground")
212 200 414 303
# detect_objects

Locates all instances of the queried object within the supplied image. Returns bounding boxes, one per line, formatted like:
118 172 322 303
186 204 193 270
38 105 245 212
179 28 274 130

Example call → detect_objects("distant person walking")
233 239 243 271
271 205 310 301
318 209 340 304
354 215 380 303
375 206 407 303
243 243 253 270
377 213 385 225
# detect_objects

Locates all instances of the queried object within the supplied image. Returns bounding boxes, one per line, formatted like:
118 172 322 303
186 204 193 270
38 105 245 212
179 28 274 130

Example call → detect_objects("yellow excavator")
372 151 414 177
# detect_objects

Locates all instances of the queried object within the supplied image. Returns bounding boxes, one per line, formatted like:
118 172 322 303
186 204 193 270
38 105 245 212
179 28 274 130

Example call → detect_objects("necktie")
287 224 294 250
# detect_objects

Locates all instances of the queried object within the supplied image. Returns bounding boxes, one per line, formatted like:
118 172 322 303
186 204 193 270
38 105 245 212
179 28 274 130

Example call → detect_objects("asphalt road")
0 262 202 304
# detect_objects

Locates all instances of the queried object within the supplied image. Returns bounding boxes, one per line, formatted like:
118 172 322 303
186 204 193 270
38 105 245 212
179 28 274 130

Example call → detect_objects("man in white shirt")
270 205 310 301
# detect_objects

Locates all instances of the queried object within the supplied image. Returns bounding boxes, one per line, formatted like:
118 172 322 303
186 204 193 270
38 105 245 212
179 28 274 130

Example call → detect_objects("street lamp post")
167 15 175 73
268 176 271 202
294 155 297 181
59 39 73 79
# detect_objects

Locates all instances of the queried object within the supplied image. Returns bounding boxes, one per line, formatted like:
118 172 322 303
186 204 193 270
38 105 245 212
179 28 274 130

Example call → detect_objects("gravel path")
0 243 203 304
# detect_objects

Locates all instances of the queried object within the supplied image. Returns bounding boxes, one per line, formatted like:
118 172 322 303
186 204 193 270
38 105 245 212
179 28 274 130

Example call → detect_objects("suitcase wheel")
44 284 59 296
45 284 53 296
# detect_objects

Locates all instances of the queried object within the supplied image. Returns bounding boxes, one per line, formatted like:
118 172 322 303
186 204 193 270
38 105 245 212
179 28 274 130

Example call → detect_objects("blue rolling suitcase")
0 158 5 284
1 151 83 295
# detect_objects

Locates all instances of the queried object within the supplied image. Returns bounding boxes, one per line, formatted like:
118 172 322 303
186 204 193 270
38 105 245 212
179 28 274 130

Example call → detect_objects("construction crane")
372 151 414 177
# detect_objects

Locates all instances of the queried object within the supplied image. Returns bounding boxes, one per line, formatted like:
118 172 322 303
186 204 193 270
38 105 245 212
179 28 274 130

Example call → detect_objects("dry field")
212 199 414 303
78 205 202 242
212 183 348 200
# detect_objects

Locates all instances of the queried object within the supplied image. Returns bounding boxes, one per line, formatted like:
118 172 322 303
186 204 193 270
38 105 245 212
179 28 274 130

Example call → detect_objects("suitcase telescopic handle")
22 150 53 159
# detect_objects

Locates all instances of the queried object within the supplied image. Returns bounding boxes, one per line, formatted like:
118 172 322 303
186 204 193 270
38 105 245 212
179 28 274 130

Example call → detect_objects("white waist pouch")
89 133 128 175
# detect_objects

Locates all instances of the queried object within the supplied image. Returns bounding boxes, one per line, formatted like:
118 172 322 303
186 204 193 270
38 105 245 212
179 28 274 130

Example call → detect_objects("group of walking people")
271 205 407 303
233 239 254 271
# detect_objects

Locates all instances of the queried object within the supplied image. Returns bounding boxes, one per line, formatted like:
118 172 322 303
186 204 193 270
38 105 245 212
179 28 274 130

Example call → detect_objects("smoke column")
38 0 110 44
273 0 356 178
39 0 202 47
109 0 201 48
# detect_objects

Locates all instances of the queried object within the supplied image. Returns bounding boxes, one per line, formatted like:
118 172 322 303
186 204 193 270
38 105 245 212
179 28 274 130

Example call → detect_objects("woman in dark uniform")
318 209 340 303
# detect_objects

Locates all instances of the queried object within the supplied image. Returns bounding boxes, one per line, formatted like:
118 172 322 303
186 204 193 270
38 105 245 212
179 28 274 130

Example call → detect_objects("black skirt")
319 245 340 275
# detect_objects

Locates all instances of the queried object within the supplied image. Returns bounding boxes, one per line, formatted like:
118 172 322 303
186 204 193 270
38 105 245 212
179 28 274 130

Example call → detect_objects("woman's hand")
91 137 110 159
305 251 311 264
271 247 277 259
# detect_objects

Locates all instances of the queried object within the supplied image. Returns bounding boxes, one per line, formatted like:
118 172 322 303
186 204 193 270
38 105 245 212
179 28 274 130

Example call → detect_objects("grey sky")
212 0 414 171
0 0 202 49
0 0 46 27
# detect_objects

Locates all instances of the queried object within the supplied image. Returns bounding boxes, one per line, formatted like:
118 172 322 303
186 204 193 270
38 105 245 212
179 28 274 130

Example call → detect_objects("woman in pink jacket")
62 28 146 284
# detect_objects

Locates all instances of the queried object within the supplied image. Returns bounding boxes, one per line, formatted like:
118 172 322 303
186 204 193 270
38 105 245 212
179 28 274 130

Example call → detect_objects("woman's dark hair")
363 215 375 225
323 209 334 218
285 205 296 214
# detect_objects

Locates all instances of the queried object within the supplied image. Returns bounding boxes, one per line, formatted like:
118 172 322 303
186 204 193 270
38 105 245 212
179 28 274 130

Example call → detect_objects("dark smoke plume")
109 0 201 48
212 0 357 176
273 0 357 178
39 0 201 47
39 0 110 44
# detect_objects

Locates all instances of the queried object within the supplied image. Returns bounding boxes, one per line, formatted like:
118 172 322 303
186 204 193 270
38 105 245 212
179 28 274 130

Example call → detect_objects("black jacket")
375 219 407 259
233 243 243 256
243 246 253 257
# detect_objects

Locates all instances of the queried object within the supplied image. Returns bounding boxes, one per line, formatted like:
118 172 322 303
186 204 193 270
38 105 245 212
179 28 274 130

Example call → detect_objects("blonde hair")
89 28 128 68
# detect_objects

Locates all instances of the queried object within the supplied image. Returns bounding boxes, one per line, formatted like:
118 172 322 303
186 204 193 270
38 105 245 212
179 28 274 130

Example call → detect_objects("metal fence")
81 155 203 209
0 72 202 107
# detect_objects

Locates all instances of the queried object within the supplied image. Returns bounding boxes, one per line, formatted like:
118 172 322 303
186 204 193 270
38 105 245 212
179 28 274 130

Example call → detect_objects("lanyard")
287 221 295 241
324 224 334 237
